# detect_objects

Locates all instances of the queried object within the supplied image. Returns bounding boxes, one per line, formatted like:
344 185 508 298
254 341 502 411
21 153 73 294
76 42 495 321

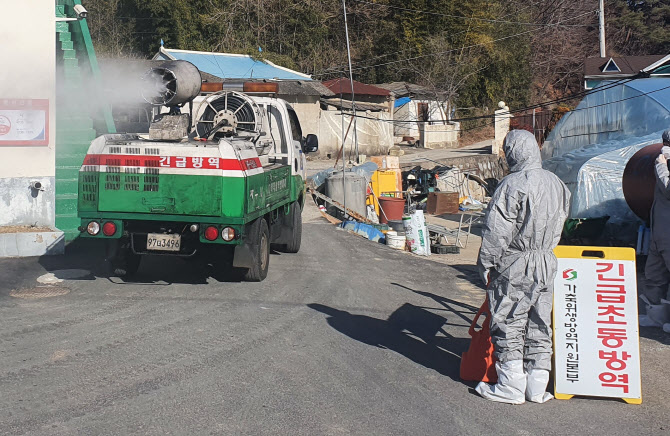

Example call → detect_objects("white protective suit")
642 131 670 328
475 130 570 404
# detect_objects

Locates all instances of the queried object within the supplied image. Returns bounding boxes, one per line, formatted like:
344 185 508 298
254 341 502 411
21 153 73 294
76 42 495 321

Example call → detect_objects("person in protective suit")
640 130 670 331
475 130 570 404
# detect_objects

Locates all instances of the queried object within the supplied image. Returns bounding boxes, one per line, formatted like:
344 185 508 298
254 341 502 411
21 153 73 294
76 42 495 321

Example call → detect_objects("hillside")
82 0 670 120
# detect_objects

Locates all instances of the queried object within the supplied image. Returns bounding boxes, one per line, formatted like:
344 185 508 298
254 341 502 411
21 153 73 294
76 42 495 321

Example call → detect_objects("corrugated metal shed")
323 78 390 97
154 47 312 81
377 82 441 99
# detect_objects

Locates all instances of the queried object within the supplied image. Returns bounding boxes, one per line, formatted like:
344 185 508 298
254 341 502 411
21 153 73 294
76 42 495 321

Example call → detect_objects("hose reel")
195 91 262 140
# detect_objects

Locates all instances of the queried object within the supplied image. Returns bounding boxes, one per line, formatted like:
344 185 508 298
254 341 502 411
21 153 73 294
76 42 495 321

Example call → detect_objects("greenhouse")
542 78 670 235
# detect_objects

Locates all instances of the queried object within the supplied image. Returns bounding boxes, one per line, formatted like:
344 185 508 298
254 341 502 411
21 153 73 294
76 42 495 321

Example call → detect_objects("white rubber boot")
525 368 553 403
475 360 526 405
639 296 669 327
662 299 670 333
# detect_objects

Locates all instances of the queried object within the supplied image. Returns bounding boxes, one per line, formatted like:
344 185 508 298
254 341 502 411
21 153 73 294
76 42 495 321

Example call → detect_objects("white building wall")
317 110 393 158
0 2 56 228
393 99 446 139
279 95 321 137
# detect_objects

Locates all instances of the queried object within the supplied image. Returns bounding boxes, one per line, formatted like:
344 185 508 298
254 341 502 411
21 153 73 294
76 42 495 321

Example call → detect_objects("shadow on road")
639 327 670 345
37 238 253 285
444 264 485 290
391 282 479 327
308 302 472 382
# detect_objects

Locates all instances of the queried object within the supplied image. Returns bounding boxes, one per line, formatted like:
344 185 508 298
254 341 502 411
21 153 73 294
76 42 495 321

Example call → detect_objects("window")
602 58 621 73
286 106 303 141
267 105 288 155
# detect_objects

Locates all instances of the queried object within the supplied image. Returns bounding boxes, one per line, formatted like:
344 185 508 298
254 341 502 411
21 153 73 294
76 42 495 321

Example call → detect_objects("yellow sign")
553 246 642 404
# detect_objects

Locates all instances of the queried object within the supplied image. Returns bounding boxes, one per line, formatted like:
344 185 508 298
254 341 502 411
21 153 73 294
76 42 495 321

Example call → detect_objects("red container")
378 196 405 224
460 297 498 383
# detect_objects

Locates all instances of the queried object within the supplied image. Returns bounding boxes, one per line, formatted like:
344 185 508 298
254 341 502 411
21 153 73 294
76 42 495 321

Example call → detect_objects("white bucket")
386 233 406 250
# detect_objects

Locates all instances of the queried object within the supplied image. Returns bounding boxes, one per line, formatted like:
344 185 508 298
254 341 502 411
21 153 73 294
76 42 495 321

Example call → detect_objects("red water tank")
622 143 663 223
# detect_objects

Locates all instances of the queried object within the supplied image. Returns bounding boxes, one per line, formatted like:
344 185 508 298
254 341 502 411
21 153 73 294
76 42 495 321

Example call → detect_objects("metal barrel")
622 143 663 223
142 60 201 106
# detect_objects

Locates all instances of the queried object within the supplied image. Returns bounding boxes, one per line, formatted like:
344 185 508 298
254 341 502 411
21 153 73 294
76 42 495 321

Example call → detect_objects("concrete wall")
280 95 321 137
0 2 56 228
317 110 393 158
393 99 447 138
420 122 460 149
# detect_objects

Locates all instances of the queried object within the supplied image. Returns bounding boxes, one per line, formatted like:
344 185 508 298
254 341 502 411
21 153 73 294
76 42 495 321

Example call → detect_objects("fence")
511 109 554 146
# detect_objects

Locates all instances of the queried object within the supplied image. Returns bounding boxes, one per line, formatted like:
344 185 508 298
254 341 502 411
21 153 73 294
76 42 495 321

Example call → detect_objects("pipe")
142 60 201 107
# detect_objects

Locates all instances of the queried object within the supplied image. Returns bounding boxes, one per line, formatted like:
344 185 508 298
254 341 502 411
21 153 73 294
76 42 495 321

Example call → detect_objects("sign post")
553 246 642 404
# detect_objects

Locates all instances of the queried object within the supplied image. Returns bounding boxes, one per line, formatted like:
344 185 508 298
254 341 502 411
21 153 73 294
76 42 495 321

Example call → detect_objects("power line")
563 83 670 114
317 29 470 75
351 0 595 26
331 76 643 128
313 9 596 76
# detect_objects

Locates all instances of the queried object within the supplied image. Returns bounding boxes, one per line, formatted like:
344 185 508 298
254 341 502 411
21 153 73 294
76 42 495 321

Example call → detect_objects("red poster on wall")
0 99 49 146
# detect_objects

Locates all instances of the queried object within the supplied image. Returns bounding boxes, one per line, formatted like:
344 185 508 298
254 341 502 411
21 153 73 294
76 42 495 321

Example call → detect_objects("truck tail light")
87 221 100 235
221 227 235 241
204 226 219 241
102 222 117 237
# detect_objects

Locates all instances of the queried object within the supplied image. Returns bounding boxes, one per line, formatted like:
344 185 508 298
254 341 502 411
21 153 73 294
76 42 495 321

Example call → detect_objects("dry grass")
459 124 495 147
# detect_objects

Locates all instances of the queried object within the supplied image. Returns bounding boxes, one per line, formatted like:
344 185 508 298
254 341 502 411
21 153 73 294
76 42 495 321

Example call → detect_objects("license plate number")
146 233 181 252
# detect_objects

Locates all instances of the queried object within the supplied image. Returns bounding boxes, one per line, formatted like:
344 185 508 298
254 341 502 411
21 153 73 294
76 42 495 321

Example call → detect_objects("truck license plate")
146 233 181 252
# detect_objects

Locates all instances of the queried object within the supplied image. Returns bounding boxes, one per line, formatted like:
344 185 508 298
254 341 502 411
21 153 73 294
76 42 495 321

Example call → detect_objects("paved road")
1 203 669 435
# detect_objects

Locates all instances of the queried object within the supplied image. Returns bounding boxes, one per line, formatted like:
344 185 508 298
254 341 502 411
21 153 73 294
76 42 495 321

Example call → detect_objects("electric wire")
351 0 595 26
313 9 597 76
325 78 669 133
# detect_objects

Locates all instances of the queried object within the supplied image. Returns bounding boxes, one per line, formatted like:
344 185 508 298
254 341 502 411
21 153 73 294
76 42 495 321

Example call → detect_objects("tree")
82 0 137 57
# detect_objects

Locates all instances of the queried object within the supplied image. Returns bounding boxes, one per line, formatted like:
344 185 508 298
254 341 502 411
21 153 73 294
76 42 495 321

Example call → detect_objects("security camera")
73 4 88 20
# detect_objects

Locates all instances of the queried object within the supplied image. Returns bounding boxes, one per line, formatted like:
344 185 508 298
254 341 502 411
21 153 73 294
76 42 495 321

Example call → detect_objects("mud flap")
270 204 293 246
233 243 254 268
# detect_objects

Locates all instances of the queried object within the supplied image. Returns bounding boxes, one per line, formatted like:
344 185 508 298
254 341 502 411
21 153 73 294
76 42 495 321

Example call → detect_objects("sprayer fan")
195 91 261 139
142 68 178 106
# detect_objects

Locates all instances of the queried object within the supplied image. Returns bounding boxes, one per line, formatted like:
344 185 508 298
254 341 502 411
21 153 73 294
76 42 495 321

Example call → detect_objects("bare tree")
82 0 137 58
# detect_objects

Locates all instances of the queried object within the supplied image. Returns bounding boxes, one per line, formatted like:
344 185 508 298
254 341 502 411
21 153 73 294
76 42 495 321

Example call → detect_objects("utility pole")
342 0 359 163
599 0 606 58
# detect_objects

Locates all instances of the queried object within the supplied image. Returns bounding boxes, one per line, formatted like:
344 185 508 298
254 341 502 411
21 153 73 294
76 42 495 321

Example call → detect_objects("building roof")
583 55 667 77
276 80 334 97
153 47 312 81
321 98 389 112
200 72 334 97
377 81 439 99
322 78 390 97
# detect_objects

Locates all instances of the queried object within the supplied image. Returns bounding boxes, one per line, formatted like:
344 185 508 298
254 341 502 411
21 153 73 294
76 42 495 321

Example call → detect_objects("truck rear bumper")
78 218 243 248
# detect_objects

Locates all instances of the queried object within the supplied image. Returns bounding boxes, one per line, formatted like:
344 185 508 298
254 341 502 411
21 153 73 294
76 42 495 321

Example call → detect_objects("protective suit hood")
503 130 542 172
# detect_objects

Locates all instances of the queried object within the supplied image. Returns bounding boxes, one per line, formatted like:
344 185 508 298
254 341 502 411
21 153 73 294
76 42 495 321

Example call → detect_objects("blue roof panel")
161 49 311 81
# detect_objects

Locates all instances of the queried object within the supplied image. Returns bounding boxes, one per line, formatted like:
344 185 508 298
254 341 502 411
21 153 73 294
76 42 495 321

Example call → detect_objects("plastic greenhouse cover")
542 78 670 160
542 79 670 226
